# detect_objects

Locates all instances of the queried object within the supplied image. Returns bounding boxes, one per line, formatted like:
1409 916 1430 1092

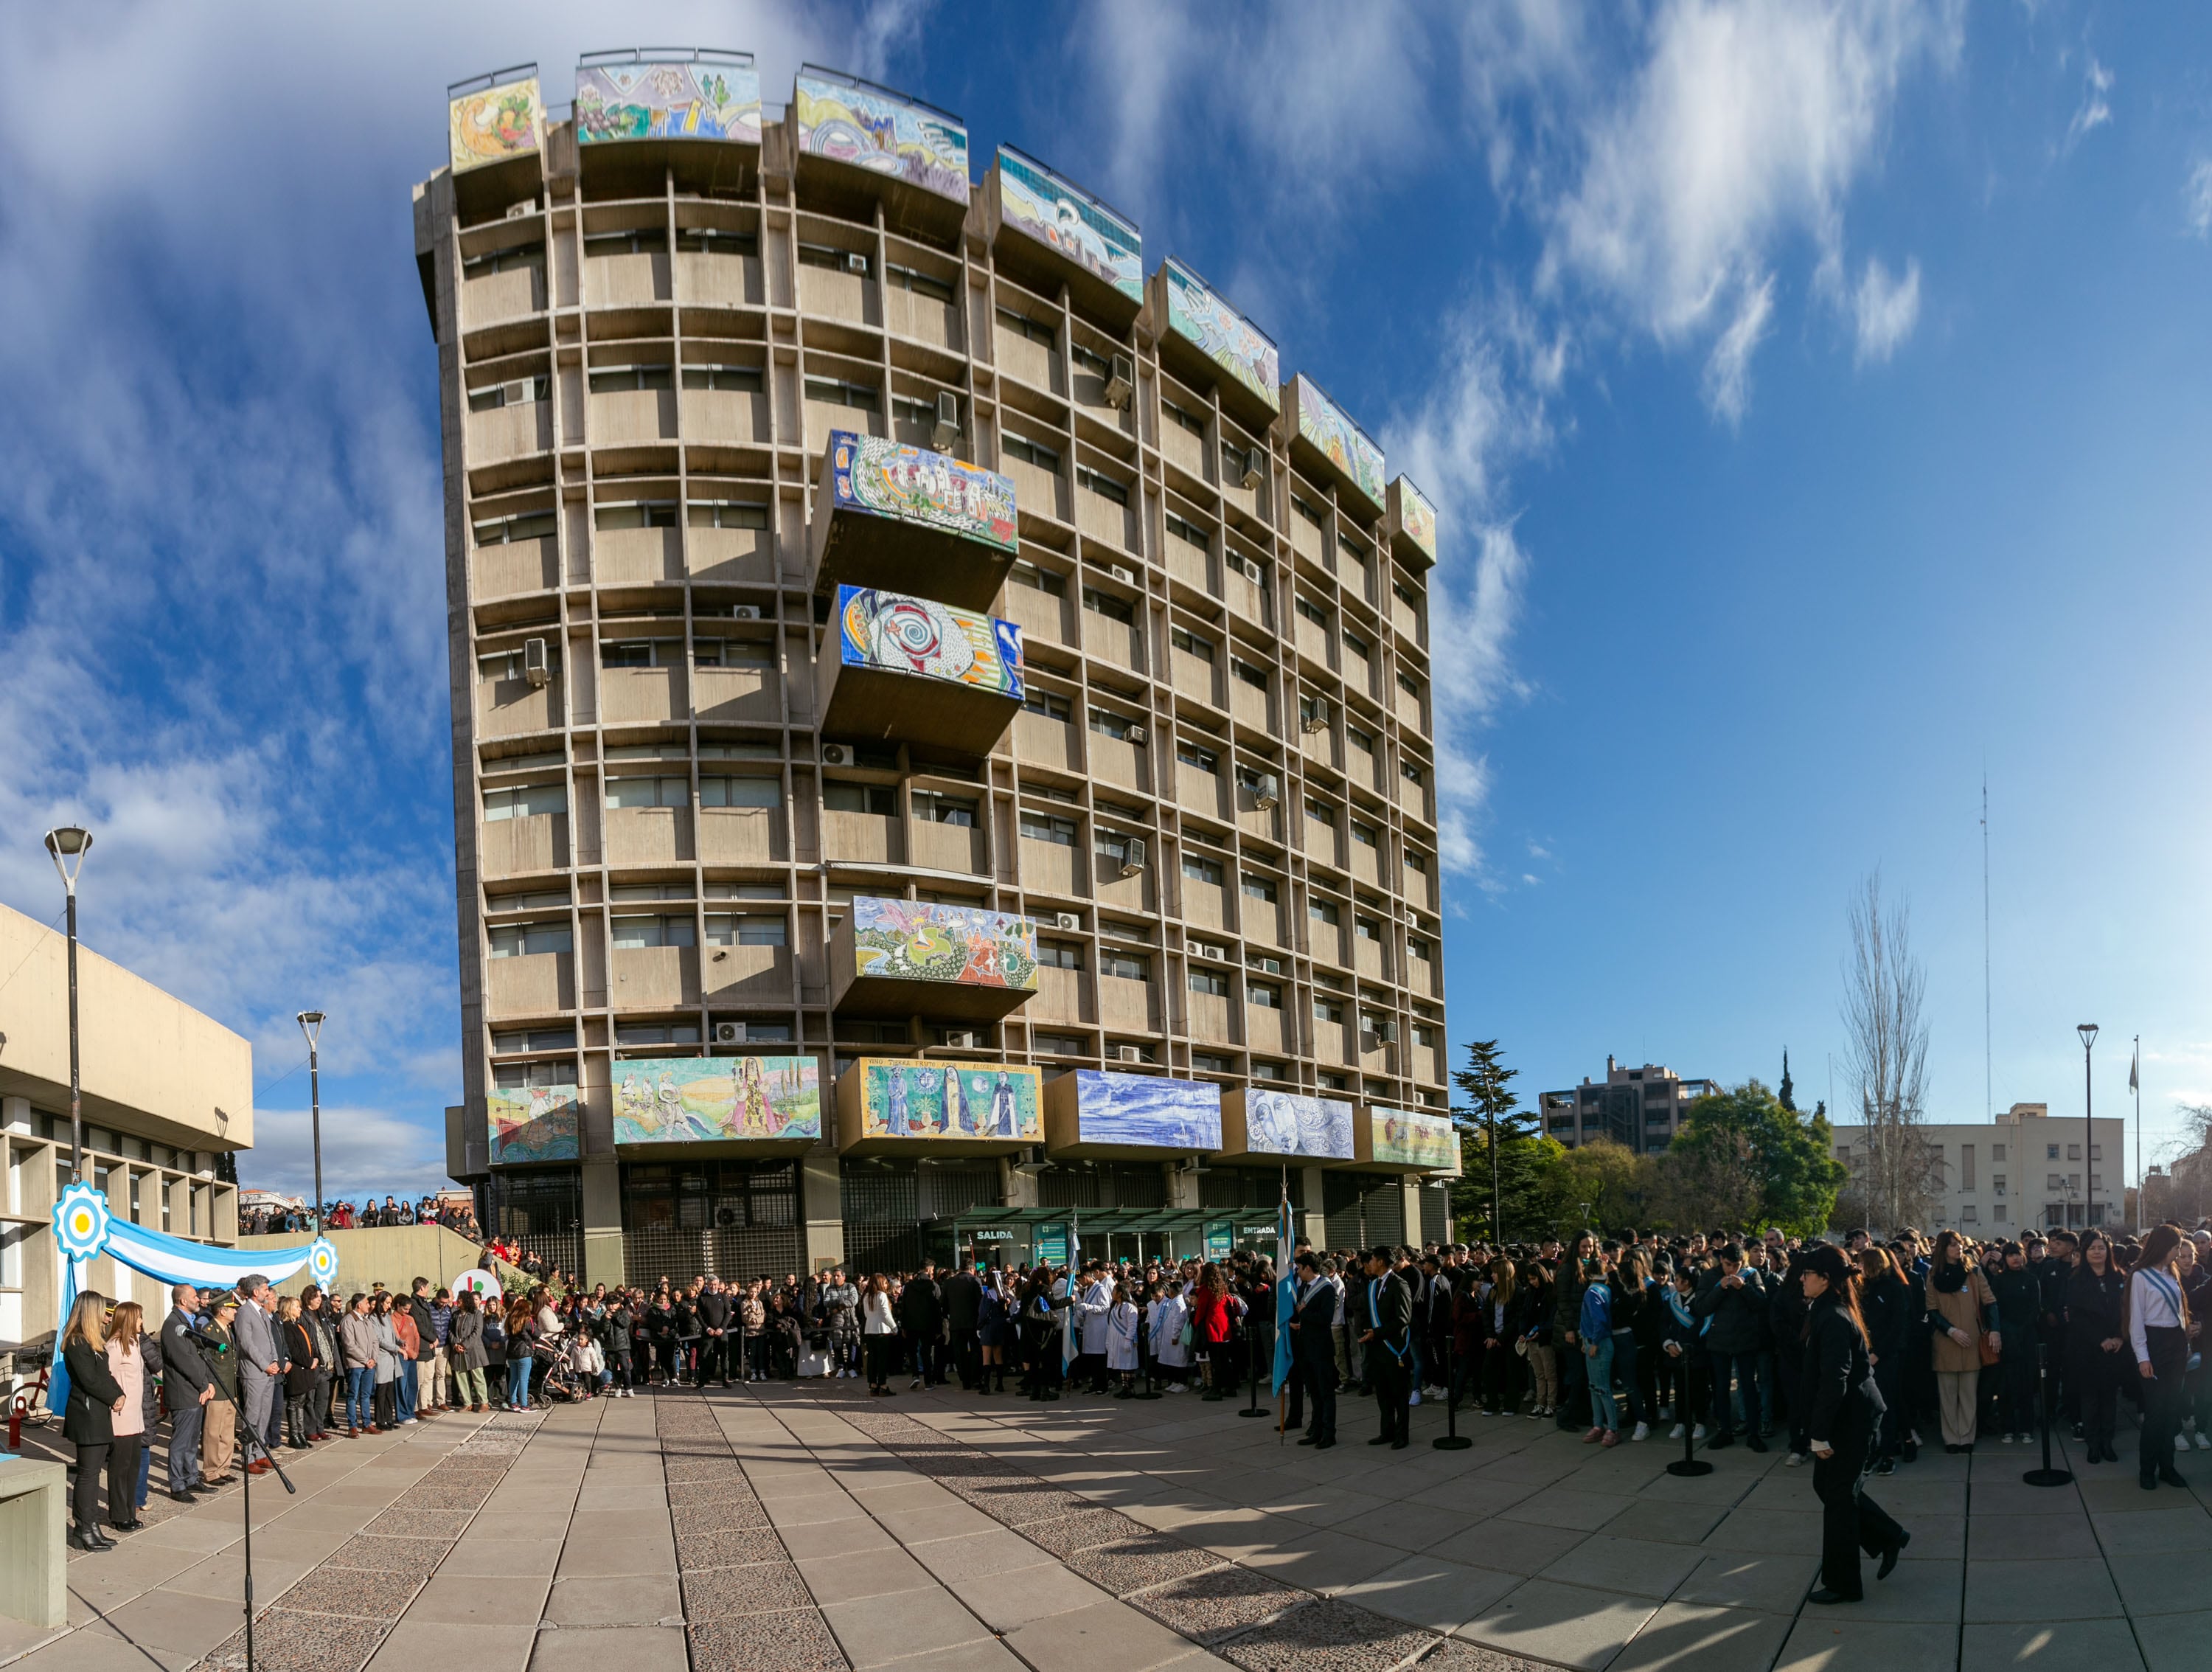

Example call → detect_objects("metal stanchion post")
1239 1324 1270 1417
1666 1352 1713 1477
1434 1308 1470 1451
2023 1340 2073 1488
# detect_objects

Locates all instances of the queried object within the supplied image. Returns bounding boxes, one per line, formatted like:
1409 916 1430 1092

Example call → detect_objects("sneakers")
1631 1422 1649 1442
1784 1451 1806 1468
1693 1424 1707 1439
1601 1429 1619 1448
1582 1426 1604 1444
1669 1423 1686 1440
2196 1433 2212 1451
909 1378 922 1390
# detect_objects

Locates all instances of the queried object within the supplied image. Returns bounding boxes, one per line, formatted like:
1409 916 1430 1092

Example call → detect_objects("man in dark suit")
940 1260 984 1391
1286 1252 1338 1448
899 1260 945 1389
159 1283 216 1502
1361 1246 1413 1449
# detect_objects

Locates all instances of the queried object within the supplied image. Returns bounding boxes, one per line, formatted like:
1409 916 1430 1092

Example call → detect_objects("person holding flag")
1284 1250 1338 1447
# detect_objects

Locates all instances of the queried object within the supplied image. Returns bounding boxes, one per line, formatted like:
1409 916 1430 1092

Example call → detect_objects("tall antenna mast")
1983 776 1992 1121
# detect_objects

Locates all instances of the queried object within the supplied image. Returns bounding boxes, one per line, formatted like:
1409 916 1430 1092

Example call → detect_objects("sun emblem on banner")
55 1182 111 1261
307 1238 340 1288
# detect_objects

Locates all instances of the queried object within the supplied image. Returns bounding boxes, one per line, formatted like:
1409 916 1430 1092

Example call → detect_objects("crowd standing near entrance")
49 1222 2211 1604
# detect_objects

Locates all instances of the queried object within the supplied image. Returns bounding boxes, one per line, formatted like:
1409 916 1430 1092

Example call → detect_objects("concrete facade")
1538 1057 1717 1155
1830 1103 2128 1235
417 58 1453 1287
0 899 249 1353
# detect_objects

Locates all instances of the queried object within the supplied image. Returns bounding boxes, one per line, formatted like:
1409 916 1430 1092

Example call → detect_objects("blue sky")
1 2 2207 1199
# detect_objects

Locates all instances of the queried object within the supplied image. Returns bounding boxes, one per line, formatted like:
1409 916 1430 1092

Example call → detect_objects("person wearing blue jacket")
1579 1257 1623 1446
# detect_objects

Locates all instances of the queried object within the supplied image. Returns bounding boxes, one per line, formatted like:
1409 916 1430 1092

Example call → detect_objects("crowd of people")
51 1219 2209 1604
238 1196 481 1238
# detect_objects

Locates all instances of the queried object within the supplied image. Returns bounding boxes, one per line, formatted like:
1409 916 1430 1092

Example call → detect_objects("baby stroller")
530 1338 586 1406
798 1329 832 1378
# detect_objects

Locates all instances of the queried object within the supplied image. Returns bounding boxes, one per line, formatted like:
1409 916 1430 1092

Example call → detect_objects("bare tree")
1840 872 1941 1231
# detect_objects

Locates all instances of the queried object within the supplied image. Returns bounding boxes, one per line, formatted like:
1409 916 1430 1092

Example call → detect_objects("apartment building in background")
1538 1058 1717 1155
1830 1102 2127 1234
420 54 1455 1286
0 900 251 1354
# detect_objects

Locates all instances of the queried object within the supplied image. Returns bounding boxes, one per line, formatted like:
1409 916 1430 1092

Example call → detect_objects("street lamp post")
297 1013 327 1235
2078 1024 2098 1231
43 828 93 1184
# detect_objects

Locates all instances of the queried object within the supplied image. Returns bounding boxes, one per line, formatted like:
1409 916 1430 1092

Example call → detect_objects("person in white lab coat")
1150 1280 1192 1391
1075 1263 1115 1393
1107 1281 1144 1395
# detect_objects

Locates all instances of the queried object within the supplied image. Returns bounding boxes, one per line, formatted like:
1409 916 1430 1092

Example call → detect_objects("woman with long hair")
860 1272 898 1395
102 1300 148 1532
504 1295 540 1409
1856 1246 1911 1474
1800 1243 1909 1604
1519 1259 1558 1420
2127 1224 2199 1490
371 1294 403 1429
1191 1263 1232 1402
60 1291 125 1551
2067 1232 2129 1464
449 1291 489 1412
1923 1229 1999 1451
279 1296 318 1449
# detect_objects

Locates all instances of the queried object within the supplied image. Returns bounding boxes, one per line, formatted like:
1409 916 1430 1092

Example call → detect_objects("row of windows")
488 913 787 958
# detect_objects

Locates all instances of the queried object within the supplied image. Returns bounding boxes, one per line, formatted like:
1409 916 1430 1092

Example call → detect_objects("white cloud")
240 1103 458 1202
2064 56 2113 151
1852 254 1921 364
1546 0 1958 417
2185 159 2212 240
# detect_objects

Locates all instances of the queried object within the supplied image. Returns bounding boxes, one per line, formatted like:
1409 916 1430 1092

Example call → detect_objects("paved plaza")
3 1378 2209 1672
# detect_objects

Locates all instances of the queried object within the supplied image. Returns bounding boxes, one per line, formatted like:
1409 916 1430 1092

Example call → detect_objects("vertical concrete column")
580 1157 625 1289
1399 1176 1424 1247
1300 1164 1329 1251
800 1148 844 1272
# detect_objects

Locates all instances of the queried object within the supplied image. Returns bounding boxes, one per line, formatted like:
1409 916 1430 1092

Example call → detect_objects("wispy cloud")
2063 55 2113 151
1852 254 1922 364
1703 271 1778 425
2185 159 2212 240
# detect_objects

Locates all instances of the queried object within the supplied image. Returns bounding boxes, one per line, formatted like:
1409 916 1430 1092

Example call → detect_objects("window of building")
691 639 775 670
473 509 557 546
583 229 667 257
1401 760 1426 786
1294 595 1329 628
912 791 978 827
1343 631 1371 663
600 640 675 670
1992 1143 2007 1162
2047 1144 2061 1160
823 783 897 816
611 915 695 950
1164 399 1206 437
1002 431 1060 471
1165 511 1209 549
995 306 1056 346
1088 709 1137 742
1032 1033 1085 1055
703 915 786 947
588 363 673 394
1249 954 1284 975
1319 1072 1348 1091
1037 940 1083 971
2089 1145 2101 1160
1093 829 1139 864
488 922 572 959
804 375 880 412
1188 968 1228 997
493 1061 571 1089
1350 820 1379 849
488 888 570 913
1231 659 1268 690
704 882 784 901
1347 726 1374 755
884 261 953 302
1249 983 1282 1009
1398 670 1422 697
1241 874 1279 903
1082 587 1135 624
1313 998 1345 1024
698 776 781 809
462 245 544 278
1413 1024 1436 1047
1305 797 1335 827
1292 495 1325 527
483 783 566 822
1309 899 1341 926
1994 1204 2009 1223
1170 625 1214 660
676 228 757 257
604 775 688 809
1177 744 1218 775
1019 811 1077 846
611 883 692 903
686 500 769 529
1009 560 1066 597
1408 938 1430 961
1394 579 1422 609
681 364 764 393
594 502 679 534
1104 951 1150 982
1075 464 1128 505
1182 854 1224 886
2067 1144 2081 1161
1354 917 1381 943
1960 1145 1976 1190
1021 690 1072 722
798 242 869 275
1191 1051 1232 1072
1251 1061 1285 1080
493 1026 577 1055
467 375 548 412
614 1022 702 1047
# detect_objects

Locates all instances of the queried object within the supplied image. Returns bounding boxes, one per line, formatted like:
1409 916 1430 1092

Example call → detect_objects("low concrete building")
1538 1058 1717 1155
1830 1102 2126 1235
0 900 252 1351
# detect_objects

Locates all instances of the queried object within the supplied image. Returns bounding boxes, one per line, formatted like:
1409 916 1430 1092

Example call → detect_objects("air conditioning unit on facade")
1053 912 1082 932
822 743 852 766
1301 698 1331 733
1123 724 1147 746
845 251 869 275
1119 837 1147 877
1372 1021 1399 1044
730 605 762 620
497 378 534 407
1107 563 1136 585
1192 943 1225 961
714 1022 745 1044
522 639 550 688
932 391 960 451
1114 1045 1144 1064
1253 773 1280 811
504 198 536 221
1104 354 1135 410
942 1030 981 1050
1239 449 1264 490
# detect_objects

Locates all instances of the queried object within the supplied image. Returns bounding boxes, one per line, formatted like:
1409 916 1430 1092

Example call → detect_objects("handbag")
1978 1333 2001 1368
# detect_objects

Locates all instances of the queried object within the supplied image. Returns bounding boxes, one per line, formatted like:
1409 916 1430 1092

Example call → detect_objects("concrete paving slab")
1327 1552 1520 1634
527 1624 690 1671
1462 1578 1660 1671
1958 1617 2146 1672
1964 1557 2124 1621
1610 1600 1795 1672
1774 1615 1960 1672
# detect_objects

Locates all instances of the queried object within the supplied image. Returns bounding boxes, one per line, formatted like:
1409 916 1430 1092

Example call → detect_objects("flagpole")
2132 1038 2140 1228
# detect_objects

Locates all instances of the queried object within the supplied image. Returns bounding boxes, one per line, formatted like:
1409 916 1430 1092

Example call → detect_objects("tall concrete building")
1830 1103 2126 1235
417 55 1455 1287
1538 1058 1717 1155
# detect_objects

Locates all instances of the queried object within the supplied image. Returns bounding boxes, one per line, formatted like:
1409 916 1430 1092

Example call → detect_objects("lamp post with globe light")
298 1012 327 1235
2079 1024 2098 1228
42 827 92 1184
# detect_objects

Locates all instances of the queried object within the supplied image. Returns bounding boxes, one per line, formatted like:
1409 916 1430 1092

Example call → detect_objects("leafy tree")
1548 1139 1659 1236
1448 1039 1547 1242
1661 1078 1846 1236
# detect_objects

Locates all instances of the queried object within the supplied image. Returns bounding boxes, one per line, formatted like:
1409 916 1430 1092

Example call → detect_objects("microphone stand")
233 1414 299 1671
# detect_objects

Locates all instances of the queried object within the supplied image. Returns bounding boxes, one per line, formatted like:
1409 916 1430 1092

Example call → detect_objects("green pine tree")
1449 1039 1547 1243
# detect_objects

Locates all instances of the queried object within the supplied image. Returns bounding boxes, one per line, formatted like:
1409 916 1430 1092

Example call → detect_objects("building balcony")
816 584 1023 755
829 895 1038 1022
809 431 1018 611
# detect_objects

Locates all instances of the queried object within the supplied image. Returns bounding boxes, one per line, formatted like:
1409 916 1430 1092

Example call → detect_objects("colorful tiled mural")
836 586 1022 698
851 897 1037 991
1292 374 1385 507
487 1084 578 1165
829 431 1017 554
613 1055 820 1145
449 76 544 174
794 71 969 204
1244 1089 1355 1161
576 56 761 145
1391 476 1438 563
1162 259 1279 411
1071 1072 1222 1149
858 1060 1043 1141
996 148 1142 302
1371 1106 1458 1170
